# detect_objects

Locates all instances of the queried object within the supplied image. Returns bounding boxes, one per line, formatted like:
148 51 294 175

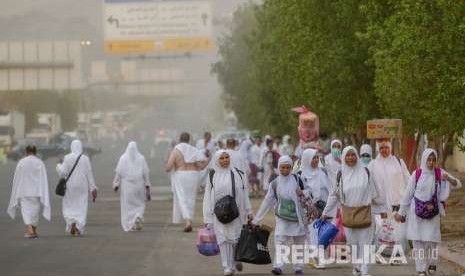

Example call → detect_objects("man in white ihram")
166 132 211 232
7 145 51 238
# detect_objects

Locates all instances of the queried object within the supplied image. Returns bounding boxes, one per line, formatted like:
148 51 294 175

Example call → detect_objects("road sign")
367 119 402 139
103 0 213 53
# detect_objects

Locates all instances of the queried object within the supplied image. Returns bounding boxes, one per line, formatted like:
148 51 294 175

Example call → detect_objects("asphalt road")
0 140 463 276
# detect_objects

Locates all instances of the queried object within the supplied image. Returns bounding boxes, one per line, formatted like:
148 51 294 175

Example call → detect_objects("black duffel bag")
235 224 272 265
212 170 240 224
55 154 82 196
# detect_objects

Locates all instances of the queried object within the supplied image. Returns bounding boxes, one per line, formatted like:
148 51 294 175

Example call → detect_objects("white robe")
57 141 97 233
7 155 50 225
324 155 341 193
171 143 205 223
253 156 306 237
398 149 462 243
114 142 151 231
203 150 252 244
368 155 410 208
322 146 386 274
300 149 330 202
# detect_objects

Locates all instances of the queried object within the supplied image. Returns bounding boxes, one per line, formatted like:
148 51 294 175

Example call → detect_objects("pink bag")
197 227 220 256
333 209 346 243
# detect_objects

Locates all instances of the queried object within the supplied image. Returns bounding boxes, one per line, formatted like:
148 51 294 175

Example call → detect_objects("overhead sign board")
367 119 402 139
103 0 213 53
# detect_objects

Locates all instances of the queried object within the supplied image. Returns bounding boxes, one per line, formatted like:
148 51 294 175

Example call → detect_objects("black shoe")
235 262 243 272
271 268 283 275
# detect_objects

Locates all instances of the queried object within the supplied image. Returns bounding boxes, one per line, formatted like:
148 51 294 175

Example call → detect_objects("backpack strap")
364 167 370 179
434 168 442 183
230 170 236 198
293 173 305 190
415 168 422 184
209 169 215 187
321 167 328 177
271 180 278 200
234 167 245 188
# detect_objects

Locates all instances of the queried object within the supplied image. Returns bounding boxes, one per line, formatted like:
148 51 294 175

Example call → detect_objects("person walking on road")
395 148 462 276
359 144 373 167
166 132 210 232
113 141 151 232
7 145 50 238
203 150 253 276
321 146 387 276
57 140 98 236
252 156 307 275
368 140 410 214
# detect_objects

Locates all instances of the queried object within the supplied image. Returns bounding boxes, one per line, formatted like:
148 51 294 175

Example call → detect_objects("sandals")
428 265 437 275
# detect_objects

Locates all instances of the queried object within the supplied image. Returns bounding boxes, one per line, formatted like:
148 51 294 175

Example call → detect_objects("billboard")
103 0 213 53
367 119 402 139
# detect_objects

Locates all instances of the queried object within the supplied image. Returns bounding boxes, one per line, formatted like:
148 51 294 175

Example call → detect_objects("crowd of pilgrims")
6 131 463 276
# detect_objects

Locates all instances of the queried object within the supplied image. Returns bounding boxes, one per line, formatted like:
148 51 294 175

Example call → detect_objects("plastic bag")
197 226 220 256
313 219 339 249
376 217 408 257
235 224 272 264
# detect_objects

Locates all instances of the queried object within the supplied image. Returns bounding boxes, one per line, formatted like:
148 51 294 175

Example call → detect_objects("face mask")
361 156 371 165
331 148 342 158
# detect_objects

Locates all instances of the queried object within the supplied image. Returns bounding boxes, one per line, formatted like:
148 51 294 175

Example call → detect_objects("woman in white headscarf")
8 145 50 238
359 144 373 167
324 139 343 191
300 148 331 268
321 146 387 276
113 141 151 232
252 155 307 275
368 140 410 213
395 148 461 276
203 150 253 276
57 140 98 236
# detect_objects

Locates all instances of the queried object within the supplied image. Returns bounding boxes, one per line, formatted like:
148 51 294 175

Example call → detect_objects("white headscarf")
300 148 318 179
368 140 409 207
116 141 149 180
300 148 329 201
360 144 373 157
331 139 342 151
420 148 437 172
213 150 230 173
339 146 373 206
71 140 83 156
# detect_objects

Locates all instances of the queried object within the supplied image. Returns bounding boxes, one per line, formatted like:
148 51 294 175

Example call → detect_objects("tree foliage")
214 0 465 152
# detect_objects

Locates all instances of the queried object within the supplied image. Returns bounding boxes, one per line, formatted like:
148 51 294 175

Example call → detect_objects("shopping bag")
313 219 339 249
376 216 409 257
197 227 220 256
235 224 272 264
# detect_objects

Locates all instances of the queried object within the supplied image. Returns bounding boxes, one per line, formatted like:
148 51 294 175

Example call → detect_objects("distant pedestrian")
324 139 343 191
7 145 50 238
57 140 98 236
113 141 151 232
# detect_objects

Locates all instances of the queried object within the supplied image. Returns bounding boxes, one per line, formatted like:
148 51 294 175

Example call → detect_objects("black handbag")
213 170 240 224
235 224 272 264
55 154 82 196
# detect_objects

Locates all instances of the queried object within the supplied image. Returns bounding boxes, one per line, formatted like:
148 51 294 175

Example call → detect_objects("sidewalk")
136 197 463 276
